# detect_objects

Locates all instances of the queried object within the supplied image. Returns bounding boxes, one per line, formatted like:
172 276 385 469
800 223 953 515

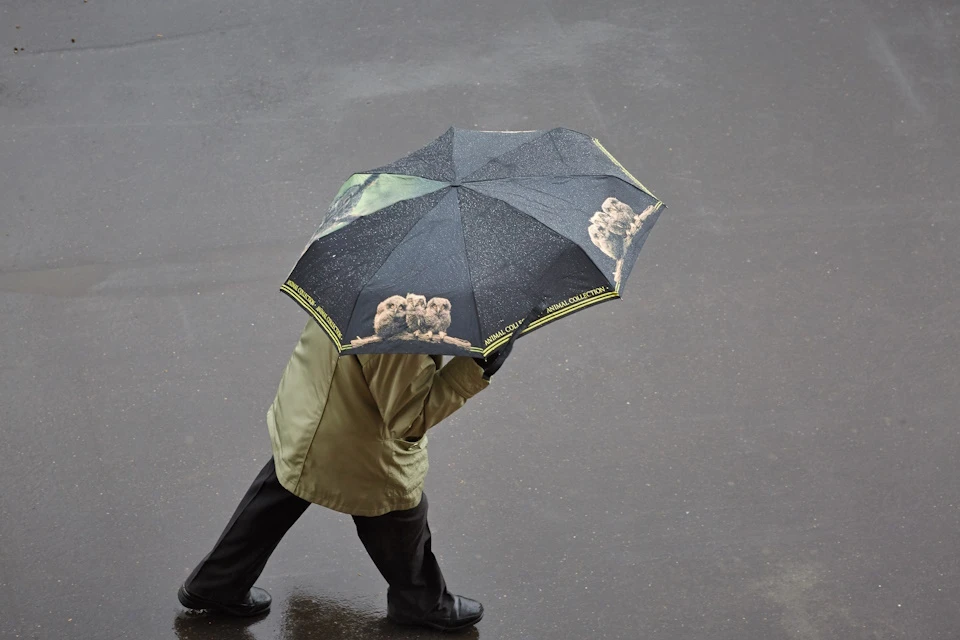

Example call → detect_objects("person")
177 319 514 631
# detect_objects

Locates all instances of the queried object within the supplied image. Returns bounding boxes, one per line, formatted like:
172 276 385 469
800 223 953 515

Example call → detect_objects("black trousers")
184 459 455 617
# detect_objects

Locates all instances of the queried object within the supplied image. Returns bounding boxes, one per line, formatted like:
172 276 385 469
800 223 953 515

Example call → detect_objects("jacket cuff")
440 356 490 399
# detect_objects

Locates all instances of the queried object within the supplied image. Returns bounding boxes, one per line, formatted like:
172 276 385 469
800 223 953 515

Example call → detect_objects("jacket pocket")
392 434 427 452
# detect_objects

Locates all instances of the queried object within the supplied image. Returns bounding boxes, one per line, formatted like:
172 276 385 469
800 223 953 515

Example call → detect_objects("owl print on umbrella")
280 128 668 358
351 294 473 350
588 197 658 288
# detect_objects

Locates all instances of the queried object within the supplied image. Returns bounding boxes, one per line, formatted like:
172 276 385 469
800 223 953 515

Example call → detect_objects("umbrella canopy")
282 127 666 358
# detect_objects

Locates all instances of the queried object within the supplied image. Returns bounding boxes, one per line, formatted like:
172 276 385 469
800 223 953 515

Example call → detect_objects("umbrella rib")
467 188 619 319
475 213 620 355
455 189 484 352
462 173 662 200
456 127 659 200
546 128 566 168
464 175 664 284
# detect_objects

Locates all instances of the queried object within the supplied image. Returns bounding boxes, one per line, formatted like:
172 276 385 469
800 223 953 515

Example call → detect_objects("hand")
473 306 540 380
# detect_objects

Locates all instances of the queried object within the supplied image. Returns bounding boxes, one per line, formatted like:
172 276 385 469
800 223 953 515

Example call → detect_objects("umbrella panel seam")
343 189 462 352
454 189 486 354
462 191 617 355
480 291 621 356
298 189 453 353
456 174 664 195
457 128 555 183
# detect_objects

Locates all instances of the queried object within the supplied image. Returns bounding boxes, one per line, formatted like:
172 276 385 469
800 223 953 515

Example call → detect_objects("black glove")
473 307 539 380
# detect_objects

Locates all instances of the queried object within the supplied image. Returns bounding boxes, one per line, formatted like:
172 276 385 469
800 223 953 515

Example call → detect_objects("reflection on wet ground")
172 591 480 640
173 612 259 640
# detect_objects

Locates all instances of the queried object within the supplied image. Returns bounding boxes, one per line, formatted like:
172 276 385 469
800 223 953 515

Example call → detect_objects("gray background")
1 0 958 638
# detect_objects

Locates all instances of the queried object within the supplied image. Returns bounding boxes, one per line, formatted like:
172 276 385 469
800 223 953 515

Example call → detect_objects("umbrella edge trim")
480 290 620 356
280 284 345 352
591 138 659 201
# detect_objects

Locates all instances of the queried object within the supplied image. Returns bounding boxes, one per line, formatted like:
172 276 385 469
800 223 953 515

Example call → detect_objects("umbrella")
281 127 666 358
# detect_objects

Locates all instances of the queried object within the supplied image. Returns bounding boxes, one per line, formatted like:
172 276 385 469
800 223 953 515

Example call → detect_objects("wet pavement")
2 0 959 638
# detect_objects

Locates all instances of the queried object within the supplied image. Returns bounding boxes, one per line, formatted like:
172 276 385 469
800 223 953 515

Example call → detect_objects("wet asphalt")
1 0 959 638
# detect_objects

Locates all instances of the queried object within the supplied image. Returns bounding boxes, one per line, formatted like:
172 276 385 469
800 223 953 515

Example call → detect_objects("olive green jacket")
267 321 489 516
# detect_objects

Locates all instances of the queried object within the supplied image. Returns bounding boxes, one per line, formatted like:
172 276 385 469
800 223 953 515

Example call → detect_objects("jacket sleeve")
360 354 489 440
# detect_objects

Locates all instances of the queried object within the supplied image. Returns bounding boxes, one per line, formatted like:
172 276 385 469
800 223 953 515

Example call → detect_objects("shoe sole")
388 609 483 632
177 585 270 618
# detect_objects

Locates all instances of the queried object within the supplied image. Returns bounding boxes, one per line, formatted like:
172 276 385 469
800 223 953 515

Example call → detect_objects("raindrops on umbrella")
281 127 666 357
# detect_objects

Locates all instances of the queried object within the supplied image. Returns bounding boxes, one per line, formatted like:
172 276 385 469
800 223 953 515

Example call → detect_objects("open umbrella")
281 127 666 357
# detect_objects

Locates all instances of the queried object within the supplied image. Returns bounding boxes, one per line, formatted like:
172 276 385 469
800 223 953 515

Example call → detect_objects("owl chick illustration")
588 198 656 260
588 219 625 261
424 297 452 339
374 295 408 338
405 293 429 336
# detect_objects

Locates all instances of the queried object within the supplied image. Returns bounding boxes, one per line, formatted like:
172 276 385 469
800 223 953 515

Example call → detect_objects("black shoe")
387 595 484 631
177 584 272 617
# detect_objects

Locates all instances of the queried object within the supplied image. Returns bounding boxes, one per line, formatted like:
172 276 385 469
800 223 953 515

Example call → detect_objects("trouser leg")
184 458 310 602
352 493 456 617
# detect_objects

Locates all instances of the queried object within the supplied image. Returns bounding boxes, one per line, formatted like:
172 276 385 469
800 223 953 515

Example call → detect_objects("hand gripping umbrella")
281 127 666 358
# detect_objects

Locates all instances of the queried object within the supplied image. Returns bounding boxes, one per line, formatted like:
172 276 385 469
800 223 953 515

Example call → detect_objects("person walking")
177 319 512 631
